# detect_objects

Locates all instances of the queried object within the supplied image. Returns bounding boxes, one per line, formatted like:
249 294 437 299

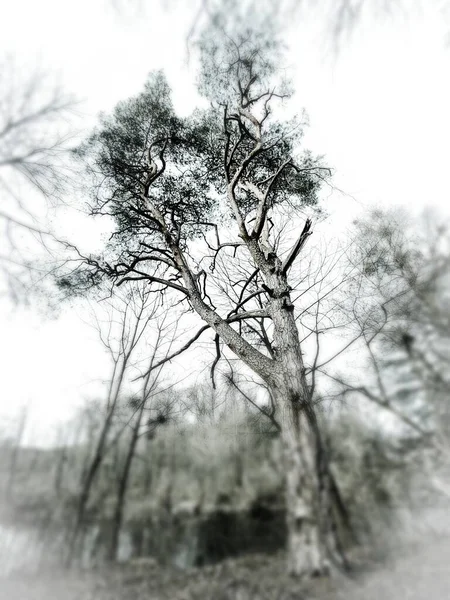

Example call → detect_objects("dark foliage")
63 34 328 295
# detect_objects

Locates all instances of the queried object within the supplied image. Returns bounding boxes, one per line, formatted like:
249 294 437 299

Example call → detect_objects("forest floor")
1 532 449 600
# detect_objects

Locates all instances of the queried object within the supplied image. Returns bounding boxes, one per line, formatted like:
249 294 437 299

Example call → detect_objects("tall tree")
66 284 158 566
107 312 178 561
64 32 346 576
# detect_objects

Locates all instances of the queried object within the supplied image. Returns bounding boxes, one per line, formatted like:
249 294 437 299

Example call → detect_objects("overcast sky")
1 0 449 444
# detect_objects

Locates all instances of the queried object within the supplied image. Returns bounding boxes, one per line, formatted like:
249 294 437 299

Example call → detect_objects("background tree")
66 283 160 565
3 403 29 502
107 311 179 562
325 209 450 497
0 58 74 301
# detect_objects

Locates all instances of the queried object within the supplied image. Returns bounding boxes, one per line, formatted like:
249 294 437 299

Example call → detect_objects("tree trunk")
143 436 152 496
66 411 113 567
6 406 28 502
107 409 142 562
276 389 355 576
311 412 357 566
54 444 67 496
266 269 347 576
274 386 327 576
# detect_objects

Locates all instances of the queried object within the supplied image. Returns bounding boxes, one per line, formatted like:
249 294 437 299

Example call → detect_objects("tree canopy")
65 33 329 301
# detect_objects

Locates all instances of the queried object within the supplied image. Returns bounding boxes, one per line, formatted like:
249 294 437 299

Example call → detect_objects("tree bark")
274 381 352 576
66 411 113 567
263 264 345 576
272 384 326 575
107 406 143 562
6 405 28 502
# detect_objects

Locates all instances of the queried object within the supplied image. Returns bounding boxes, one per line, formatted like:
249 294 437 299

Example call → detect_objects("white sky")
1 0 450 443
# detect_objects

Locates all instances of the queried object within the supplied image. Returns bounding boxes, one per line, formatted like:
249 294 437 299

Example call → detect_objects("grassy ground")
2 534 449 600
0 553 344 600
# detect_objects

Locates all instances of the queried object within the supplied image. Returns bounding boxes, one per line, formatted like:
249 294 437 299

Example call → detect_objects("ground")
1 533 449 600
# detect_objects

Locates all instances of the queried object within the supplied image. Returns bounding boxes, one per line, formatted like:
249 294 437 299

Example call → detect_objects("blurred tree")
327 209 450 487
118 0 450 55
4 403 29 502
66 283 160 565
0 59 75 301
107 312 179 561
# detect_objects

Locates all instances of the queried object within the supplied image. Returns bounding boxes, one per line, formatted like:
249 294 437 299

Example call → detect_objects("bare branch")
281 218 313 275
